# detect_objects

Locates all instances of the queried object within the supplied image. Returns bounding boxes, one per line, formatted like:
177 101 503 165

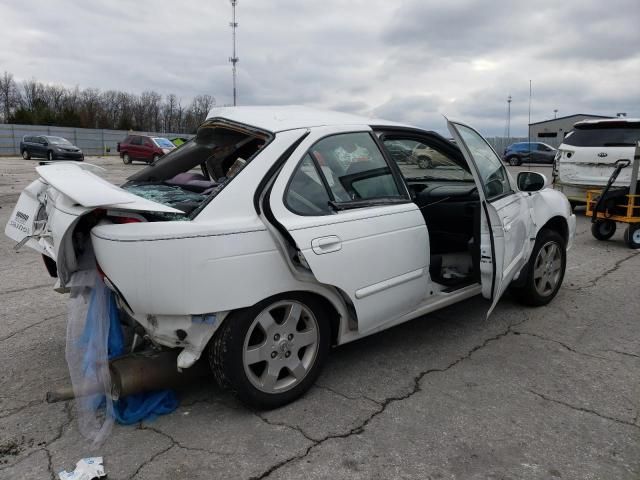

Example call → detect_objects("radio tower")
229 0 239 106
505 95 512 138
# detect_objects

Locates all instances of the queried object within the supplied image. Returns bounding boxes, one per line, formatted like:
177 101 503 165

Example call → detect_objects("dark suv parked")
503 142 556 166
20 136 84 161
117 135 176 164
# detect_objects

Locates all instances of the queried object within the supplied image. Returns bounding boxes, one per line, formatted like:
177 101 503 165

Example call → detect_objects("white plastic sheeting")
65 260 114 445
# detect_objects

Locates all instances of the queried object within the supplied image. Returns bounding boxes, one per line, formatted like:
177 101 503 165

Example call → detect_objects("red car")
117 135 176 164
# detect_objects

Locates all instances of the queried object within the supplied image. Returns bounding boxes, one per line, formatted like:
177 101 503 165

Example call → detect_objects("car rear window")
153 137 175 148
563 123 640 147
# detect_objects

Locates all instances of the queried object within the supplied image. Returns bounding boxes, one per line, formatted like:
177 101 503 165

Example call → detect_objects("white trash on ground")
58 456 106 480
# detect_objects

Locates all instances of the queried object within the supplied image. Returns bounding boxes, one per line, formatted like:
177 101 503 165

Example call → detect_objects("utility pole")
229 0 239 106
506 95 512 138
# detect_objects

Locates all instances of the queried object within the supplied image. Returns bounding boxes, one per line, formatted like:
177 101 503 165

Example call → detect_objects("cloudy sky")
1 0 638 135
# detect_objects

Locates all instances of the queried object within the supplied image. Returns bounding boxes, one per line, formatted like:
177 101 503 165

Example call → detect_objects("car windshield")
152 137 175 148
47 137 72 145
564 124 640 147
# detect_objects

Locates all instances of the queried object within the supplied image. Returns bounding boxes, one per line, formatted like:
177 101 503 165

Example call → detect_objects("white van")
553 118 640 207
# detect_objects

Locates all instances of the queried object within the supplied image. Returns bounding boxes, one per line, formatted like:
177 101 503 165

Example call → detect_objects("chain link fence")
0 124 193 157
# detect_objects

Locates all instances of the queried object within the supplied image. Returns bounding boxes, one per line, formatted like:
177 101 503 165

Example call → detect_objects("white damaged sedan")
5 106 576 408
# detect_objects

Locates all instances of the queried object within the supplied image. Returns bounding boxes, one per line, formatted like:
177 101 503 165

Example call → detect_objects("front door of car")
269 126 429 334
447 121 532 315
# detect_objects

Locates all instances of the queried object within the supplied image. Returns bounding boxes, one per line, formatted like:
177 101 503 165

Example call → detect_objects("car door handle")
311 235 342 255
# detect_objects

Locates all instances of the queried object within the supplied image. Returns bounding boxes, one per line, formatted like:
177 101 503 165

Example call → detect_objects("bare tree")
1 70 217 133
0 72 20 122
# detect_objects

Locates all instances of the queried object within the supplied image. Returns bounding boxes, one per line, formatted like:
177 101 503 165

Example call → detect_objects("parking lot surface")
1 157 638 479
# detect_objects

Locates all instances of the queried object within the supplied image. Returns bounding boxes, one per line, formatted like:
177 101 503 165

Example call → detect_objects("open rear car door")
447 120 532 315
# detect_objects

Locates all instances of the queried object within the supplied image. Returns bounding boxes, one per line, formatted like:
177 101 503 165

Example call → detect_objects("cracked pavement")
1 158 638 479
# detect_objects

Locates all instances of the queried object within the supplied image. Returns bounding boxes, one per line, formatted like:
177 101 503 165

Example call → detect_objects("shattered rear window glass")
123 184 218 218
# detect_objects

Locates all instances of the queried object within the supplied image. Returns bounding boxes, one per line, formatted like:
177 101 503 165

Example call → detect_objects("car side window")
309 132 402 202
454 124 513 200
131 136 142 145
284 132 405 216
382 137 474 181
285 154 332 215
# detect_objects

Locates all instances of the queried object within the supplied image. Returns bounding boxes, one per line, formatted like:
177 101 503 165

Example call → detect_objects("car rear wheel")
512 228 566 306
591 219 616 241
623 224 640 249
122 153 131 164
209 293 330 409
152 154 160 163
21 150 30 160
508 156 521 166
47 151 54 162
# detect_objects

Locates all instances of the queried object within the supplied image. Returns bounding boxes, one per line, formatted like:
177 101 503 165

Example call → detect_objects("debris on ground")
58 457 106 480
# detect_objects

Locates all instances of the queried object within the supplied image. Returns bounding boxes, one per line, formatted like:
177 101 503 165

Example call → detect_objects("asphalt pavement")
0 157 638 479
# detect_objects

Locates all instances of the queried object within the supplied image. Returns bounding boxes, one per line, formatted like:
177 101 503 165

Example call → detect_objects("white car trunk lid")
5 163 183 285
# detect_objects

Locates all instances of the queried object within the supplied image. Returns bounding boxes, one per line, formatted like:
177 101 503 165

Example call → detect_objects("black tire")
512 228 567 307
47 151 54 162
152 154 160 164
623 224 640 249
591 220 616 241
508 156 521 166
21 150 31 160
209 293 331 409
122 153 131 164
417 155 433 169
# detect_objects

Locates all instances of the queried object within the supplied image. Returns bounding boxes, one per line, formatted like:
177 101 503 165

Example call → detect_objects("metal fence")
0 122 528 158
0 124 193 157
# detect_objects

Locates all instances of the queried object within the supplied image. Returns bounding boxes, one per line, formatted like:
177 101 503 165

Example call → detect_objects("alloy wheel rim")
243 300 319 394
633 228 640 243
533 241 562 297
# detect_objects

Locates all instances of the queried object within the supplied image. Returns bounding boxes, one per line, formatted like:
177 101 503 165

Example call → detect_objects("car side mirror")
517 171 548 192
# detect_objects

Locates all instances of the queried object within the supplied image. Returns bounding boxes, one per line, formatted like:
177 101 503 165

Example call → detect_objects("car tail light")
110 216 143 224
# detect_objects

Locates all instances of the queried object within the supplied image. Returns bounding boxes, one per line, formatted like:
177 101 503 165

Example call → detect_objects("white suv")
554 118 640 207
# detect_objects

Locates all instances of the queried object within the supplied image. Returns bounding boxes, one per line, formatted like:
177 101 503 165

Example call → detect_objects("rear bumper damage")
115 295 228 369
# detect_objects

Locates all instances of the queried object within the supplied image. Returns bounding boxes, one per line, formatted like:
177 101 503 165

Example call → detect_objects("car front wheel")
152 154 160 163
512 228 566 306
209 294 330 409
417 155 433 169
122 153 131 164
47 151 54 162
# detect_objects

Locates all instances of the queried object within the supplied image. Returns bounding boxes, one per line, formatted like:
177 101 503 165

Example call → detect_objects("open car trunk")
5 120 270 286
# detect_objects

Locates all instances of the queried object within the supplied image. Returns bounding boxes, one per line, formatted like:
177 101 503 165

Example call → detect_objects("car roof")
205 105 411 133
574 117 640 127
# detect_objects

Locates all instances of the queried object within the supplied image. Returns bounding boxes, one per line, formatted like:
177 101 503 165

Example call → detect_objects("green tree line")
0 71 215 133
